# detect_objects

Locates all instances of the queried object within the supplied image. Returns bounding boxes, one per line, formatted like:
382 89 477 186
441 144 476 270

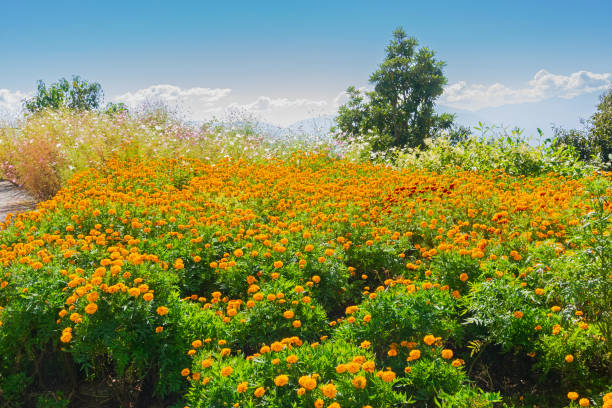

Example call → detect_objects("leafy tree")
553 88 612 169
104 102 129 116
590 88 612 166
334 28 453 150
24 75 103 113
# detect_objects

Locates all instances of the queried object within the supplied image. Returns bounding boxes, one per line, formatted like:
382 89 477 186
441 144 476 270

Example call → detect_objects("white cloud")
113 85 232 119
441 69 611 111
112 86 333 126
226 96 332 126
0 89 30 119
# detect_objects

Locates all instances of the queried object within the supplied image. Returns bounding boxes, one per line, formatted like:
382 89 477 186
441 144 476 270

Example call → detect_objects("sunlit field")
0 112 610 407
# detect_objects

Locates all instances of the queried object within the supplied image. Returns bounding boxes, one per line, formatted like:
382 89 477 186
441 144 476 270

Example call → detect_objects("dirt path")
0 180 37 223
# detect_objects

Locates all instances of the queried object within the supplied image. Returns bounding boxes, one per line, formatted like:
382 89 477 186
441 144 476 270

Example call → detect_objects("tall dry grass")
0 108 339 199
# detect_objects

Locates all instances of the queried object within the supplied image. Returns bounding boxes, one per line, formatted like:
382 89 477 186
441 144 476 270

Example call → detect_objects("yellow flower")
274 374 289 386
360 340 371 349
579 398 590 407
380 370 396 383
84 303 98 314
352 375 367 389
156 306 168 316
320 383 337 398
565 354 574 363
286 355 298 364
568 392 579 400
283 310 294 319
298 375 317 391
441 349 453 359
423 334 436 346
236 381 248 393
220 366 233 377
407 349 421 361
314 399 324 408
254 386 266 397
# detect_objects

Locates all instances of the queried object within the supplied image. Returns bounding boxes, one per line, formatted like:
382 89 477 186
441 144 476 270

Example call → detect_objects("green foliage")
553 88 612 169
334 285 462 352
24 76 103 113
186 340 409 408
334 28 453 151
395 125 596 177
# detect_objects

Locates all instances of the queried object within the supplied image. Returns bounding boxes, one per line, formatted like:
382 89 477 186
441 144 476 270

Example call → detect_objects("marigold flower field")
0 153 610 407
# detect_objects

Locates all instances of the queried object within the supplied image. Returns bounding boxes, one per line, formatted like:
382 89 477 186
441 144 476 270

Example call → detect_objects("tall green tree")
335 28 453 150
24 75 103 113
553 88 612 168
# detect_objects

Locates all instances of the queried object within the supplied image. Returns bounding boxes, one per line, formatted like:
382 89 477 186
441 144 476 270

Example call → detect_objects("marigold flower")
423 334 436 346
274 374 289 386
298 375 317 390
565 354 574 363
352 375 367 389
321 383 337 398
156 306 168 316
237 381 248 393
579 398 590 407
220 366 233 377
441 349 453 359
286 355 298 364
380 370 396 383
283 310 294 319
568 392 579 400
84 303 98 314
254 386 266 397
360 340 371 349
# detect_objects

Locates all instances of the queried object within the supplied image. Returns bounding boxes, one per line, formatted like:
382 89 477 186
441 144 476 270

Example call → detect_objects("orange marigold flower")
441 349 453 359
237 381 248 393
253 386 266 397
321 383 337 398
220 366 233 377
274 374 289 386
380 370 396 383
352 375 367 389
579 398 590 407
84 303 98 314
568 392 579 400
423 334 436 346
156 306 169 316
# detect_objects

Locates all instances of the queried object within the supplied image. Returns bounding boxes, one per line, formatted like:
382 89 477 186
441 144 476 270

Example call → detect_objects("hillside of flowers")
0 136 610 407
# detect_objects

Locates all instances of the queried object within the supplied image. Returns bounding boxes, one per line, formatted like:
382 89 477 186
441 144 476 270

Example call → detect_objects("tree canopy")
24 75 104 113
335 28 453 150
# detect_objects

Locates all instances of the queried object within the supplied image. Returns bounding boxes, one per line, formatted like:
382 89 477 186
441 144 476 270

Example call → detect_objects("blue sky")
1 0 611 134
